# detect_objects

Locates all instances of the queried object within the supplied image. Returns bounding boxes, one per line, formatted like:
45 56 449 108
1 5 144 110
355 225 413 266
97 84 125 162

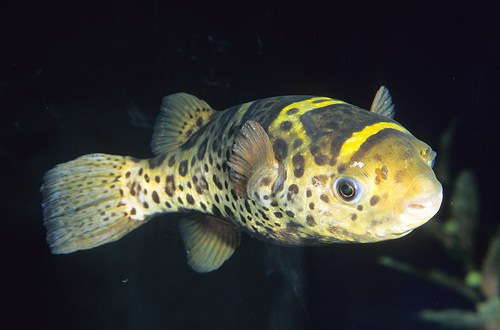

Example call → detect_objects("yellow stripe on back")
280 97 345 117
269 97 345 145
338 122 408 163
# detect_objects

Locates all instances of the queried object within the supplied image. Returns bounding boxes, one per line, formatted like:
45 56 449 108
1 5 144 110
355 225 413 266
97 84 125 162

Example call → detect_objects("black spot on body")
285 210 295 218
357 205 363 211
273 138 288 160
244 200 252 213
274 212 283 218
152 191 160 204
306 215 316 226
320 194 329 203
351 213 357 221
211 136 220 152
168 155 176 167
224 205 234 219
213 175 223 190
212 205 222 217
231 189 238 201
280 121 293 132
286 107 299 115
292 139 303 149
165 175 175 197
196 116 203 127
370 195 380 206
258 210 269 220
200 202 207 210
292 153 305 178
288 184 299 194
186 194 195 205
178 160 188 177
155 175 160 183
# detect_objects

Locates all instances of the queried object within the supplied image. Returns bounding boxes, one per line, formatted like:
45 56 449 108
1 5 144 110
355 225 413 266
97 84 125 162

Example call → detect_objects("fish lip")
403 190 443 222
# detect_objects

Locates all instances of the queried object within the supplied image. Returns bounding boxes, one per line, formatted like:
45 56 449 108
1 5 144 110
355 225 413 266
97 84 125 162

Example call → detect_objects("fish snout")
393 174 443 234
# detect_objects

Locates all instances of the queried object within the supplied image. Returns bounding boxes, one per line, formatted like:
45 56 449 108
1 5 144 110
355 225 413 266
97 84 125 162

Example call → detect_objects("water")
2 1 498 329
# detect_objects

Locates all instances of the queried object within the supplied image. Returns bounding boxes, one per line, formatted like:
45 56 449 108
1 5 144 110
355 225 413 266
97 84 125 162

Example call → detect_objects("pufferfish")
41 86 443 273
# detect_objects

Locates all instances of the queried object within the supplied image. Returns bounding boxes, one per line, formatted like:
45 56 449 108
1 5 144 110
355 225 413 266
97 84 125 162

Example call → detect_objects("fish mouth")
397 189 443 232
370 189 443 239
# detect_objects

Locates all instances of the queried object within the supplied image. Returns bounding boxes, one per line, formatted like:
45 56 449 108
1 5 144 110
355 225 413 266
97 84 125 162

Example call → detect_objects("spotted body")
41 87 442 272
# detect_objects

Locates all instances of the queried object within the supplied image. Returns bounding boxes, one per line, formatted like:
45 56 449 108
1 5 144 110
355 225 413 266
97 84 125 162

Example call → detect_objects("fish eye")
334 178 361 203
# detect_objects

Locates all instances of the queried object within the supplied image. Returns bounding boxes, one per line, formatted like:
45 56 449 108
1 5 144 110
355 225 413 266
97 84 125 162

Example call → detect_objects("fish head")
305 128 443 243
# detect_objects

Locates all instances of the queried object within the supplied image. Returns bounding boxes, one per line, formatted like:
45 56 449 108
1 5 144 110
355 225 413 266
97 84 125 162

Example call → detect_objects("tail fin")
41 153 150 254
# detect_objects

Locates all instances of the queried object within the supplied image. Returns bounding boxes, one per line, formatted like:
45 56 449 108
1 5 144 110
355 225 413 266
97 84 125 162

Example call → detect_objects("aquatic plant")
380 121 500 329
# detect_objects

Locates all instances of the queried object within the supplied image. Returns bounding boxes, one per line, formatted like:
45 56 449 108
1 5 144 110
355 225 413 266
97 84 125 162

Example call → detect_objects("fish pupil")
338 180 355 201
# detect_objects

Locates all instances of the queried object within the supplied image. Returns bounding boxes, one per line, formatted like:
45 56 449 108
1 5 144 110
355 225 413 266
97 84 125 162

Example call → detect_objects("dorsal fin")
179 214 241 273
370 86 395 119
151 93 216 155
227 120 286 201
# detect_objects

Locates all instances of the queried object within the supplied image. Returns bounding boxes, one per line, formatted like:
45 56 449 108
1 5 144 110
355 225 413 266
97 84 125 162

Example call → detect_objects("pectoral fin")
227 120 286 200
179 215 241 273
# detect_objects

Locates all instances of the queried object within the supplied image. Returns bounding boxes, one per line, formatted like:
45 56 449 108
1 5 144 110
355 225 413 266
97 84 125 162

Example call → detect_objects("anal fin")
179 215 241 273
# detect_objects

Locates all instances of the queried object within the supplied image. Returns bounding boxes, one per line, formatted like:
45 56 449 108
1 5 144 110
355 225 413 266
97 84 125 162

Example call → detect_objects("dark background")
1 0 499 329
